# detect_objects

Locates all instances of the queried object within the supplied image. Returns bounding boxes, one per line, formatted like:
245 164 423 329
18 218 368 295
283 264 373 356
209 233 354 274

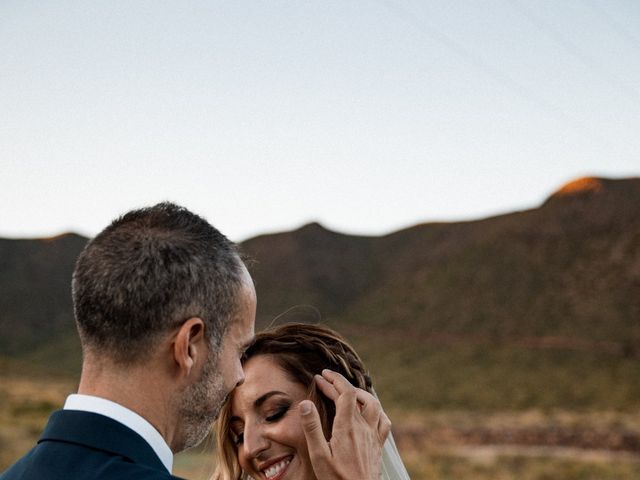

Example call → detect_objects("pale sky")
2 0 638 242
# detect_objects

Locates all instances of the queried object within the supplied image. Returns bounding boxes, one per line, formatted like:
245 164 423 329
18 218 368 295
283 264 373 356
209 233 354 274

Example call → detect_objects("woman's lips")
261 455 293 480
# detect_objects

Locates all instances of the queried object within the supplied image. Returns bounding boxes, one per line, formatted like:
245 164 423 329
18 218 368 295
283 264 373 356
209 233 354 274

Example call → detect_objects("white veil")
380 430 411 480
374 390 411 480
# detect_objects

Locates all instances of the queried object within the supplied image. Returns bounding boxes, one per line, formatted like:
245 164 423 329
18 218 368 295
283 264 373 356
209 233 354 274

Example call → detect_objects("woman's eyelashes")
265 403 290 422
231 403 291 445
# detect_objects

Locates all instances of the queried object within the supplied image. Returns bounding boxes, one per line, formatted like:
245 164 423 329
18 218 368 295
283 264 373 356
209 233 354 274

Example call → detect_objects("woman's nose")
243 424 269 458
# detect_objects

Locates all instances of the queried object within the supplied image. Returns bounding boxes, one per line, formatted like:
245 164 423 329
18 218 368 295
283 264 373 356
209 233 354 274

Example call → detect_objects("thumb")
299 400 331 468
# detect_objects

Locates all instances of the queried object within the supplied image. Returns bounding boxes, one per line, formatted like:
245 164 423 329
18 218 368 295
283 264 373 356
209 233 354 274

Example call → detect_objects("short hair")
213 323 372 480
72 202 244 364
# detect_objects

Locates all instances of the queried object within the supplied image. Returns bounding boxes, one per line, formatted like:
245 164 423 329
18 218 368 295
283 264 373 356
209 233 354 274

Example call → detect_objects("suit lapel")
39 410 168 473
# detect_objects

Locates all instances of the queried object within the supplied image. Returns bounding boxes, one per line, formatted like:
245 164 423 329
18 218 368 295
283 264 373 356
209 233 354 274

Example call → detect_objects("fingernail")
300 401 312 415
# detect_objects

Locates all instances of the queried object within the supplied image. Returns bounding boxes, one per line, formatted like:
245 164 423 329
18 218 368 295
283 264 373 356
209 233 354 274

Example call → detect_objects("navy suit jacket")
0 410 185 480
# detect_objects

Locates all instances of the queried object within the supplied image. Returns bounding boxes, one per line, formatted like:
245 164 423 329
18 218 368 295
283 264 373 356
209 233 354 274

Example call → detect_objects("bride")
212 323 410 480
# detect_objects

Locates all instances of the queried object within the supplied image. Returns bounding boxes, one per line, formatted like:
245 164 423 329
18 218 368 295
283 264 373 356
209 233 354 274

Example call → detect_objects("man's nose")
243 424 269 459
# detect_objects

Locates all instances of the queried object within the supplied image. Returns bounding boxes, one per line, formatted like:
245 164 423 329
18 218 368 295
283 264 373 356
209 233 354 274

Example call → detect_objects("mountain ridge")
1 176 639 372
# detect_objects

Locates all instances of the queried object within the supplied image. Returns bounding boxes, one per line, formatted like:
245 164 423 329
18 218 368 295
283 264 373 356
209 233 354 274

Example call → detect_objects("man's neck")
78 357 182 453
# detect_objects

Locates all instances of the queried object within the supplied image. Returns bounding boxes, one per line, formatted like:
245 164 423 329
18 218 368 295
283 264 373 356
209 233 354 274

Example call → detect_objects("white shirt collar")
64 393 173 473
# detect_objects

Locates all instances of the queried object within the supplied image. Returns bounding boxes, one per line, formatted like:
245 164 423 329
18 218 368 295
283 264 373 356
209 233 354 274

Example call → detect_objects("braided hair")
212 323 373 480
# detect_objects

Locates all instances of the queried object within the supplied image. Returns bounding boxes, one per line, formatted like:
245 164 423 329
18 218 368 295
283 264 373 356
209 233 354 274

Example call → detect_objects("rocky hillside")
245 177 640 350
1 177 639 372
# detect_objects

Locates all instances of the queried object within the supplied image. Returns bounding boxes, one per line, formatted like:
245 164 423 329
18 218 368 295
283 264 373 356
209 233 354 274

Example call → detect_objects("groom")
1 203 387 479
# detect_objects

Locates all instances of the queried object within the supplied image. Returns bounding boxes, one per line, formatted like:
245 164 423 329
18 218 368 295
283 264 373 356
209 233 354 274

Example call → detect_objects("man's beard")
177 353 228 451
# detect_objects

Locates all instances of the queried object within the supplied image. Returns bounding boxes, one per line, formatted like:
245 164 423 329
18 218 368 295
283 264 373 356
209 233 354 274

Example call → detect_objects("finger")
352 388 391 444
314 374 339 402
332 383 358 426
299 400 332 469
356 389 382 425
377 411 392 443
321 369 359 395
356 390 390 446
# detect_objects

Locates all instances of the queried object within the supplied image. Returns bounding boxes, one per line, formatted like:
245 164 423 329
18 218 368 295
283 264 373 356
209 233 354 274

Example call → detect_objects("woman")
213 323 410 480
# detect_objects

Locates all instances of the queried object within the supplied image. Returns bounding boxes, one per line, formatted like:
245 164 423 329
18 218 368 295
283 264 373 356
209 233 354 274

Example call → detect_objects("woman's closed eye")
265 405 289 422
230 404 290 445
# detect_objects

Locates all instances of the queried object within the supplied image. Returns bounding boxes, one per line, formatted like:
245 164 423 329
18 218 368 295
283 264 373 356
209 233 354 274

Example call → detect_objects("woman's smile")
259 454 293 480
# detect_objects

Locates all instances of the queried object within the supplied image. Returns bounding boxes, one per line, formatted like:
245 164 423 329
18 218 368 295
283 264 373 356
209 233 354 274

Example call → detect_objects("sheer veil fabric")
381 430 411 480
376 390 411 480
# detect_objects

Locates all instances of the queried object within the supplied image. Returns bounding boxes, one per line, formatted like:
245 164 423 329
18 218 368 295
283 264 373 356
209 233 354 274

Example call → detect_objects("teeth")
264 459 291 479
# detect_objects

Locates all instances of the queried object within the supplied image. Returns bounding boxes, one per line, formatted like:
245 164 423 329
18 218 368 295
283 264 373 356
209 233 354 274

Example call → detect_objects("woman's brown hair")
212 323 372 480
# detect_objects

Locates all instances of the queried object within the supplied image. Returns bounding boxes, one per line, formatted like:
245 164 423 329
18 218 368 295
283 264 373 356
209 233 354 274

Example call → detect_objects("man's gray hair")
72 202 244 364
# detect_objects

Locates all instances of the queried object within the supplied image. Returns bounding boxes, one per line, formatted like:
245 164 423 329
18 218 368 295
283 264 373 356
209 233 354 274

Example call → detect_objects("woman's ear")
173 317 207 377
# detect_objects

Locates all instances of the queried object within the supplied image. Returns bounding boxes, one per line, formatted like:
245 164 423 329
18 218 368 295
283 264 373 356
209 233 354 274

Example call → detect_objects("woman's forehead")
231 355 305 411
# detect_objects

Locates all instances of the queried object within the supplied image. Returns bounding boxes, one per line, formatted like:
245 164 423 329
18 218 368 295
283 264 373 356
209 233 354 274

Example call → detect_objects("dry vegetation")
171 410 640 480
3 369 640 480
0 370 75 469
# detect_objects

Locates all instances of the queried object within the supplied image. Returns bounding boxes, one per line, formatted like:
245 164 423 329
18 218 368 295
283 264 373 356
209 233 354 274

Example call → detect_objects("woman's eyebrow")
254 390 287 407
229 391 289 422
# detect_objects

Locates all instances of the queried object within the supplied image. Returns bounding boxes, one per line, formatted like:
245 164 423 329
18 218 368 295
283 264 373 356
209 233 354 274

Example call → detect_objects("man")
1 203 388 480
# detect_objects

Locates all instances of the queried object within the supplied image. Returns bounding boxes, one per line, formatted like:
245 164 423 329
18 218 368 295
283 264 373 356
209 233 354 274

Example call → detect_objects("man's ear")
173 317 207 378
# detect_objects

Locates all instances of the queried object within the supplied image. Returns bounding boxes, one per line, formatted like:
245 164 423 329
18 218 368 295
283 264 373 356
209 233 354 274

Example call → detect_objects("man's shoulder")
1 434 185 480
1 444 186 480
93 461 187 480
